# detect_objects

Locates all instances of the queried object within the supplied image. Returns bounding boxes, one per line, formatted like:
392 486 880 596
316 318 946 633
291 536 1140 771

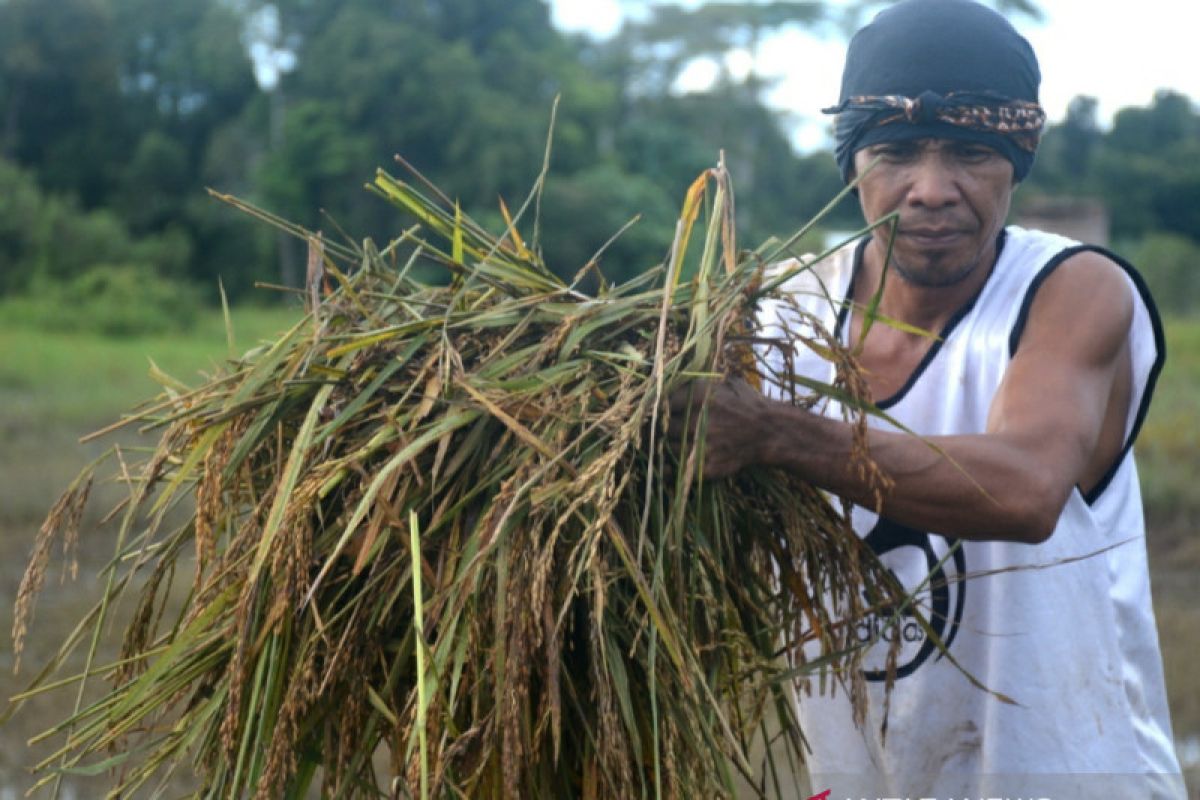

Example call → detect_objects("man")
673 1 1186 796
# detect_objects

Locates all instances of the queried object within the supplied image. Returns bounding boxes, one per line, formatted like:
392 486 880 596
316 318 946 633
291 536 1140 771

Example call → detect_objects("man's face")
852 138 1016 288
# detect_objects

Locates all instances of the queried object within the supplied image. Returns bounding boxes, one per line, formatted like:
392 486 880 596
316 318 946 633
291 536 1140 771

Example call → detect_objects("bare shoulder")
1038 248 1132 305
1018 249 1134 359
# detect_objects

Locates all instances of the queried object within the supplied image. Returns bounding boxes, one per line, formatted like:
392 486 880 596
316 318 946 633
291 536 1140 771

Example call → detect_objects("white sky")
549 0 1200 152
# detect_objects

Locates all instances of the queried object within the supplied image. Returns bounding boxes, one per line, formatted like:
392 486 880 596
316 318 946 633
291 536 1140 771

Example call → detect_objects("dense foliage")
0 0 855 303
1 0 1197 312
1020 90 1200 311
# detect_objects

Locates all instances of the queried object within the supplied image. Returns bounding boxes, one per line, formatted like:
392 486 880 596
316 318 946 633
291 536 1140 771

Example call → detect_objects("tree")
1096 91 1200 242
0 0 1050 303
104 0 262 289
0 0 125 203
1106 90 1198 156
1021 90 1200 251
1022 95 1102 196
611 2 827 97
253 0 628 285
1059 96 1102 182
0 156 189 294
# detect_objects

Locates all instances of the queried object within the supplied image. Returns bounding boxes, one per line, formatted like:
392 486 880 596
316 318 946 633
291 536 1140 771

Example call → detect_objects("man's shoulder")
1008 236 1137 361
991 226 1133 315
999 225 1079 264
1031 249 1134 319
1002 226 1133 302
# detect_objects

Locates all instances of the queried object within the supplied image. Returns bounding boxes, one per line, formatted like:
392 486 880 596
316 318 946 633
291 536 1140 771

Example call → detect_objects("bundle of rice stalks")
10 155 901 798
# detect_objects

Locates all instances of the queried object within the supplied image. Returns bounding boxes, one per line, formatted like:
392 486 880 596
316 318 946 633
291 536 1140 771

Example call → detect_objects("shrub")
1128 232 1200 315
4 265 203 337
0 157 192 296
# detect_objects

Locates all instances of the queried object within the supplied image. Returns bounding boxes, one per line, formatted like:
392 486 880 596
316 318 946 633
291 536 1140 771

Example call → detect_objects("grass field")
1 305 1196 794
1136 316 1200 792
0 303 302 796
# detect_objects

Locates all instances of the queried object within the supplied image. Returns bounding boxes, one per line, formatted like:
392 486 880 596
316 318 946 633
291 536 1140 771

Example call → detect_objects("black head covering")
827 0 1043 182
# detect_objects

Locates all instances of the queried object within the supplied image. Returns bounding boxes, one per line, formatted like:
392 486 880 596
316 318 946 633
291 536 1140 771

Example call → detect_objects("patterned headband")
822 90 1046 153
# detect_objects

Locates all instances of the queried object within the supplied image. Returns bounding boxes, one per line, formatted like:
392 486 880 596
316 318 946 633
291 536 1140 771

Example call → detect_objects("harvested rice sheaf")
11 158 904 798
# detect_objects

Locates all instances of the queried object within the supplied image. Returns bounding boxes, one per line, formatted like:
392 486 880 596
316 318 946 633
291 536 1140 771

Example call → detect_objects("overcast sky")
549 1 1198 151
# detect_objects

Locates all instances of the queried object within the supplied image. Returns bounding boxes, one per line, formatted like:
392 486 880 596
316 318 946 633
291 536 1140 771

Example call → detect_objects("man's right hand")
665 378 770 480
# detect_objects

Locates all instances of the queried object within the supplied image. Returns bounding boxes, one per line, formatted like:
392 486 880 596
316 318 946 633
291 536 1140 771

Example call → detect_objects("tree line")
2 0 1198 317
1019 91 1200 311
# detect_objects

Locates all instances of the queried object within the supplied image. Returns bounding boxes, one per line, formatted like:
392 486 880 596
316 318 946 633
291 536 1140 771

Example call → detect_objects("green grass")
1138 315 1200 562
1138 316 1200 784
0 302 305 795
0 302 303 531
0 303 303 432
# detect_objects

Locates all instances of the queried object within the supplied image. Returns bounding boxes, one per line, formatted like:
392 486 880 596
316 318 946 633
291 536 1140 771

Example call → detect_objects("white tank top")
757 226 1184 798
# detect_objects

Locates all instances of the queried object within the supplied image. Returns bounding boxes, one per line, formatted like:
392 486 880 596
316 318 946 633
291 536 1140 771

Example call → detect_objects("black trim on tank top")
1007 244 1166 506
833 239 868 340
836 230 1008 410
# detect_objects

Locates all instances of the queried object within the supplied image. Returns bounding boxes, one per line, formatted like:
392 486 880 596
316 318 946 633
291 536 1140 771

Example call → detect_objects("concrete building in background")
1014 196 1111 247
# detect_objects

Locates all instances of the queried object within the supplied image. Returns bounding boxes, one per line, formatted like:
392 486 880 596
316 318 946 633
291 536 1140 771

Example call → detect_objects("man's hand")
665 378 769 480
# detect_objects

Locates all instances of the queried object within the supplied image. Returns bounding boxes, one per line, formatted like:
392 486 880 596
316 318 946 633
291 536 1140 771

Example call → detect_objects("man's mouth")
900 228 968 245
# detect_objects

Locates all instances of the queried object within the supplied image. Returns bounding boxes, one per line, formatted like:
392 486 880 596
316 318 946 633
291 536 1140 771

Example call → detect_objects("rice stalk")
10 156 907 799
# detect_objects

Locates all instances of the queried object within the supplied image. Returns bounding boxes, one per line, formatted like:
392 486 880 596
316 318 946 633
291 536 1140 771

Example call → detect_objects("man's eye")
955 145 996 162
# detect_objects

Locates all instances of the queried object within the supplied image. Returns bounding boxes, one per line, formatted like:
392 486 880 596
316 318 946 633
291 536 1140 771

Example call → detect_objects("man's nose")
905 156 960 208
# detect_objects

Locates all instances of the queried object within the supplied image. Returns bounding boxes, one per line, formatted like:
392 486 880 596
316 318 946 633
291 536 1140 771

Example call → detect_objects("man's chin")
890 254 981 289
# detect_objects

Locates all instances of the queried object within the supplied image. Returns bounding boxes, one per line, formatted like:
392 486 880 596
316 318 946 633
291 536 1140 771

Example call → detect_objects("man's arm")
672 251 1135 544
